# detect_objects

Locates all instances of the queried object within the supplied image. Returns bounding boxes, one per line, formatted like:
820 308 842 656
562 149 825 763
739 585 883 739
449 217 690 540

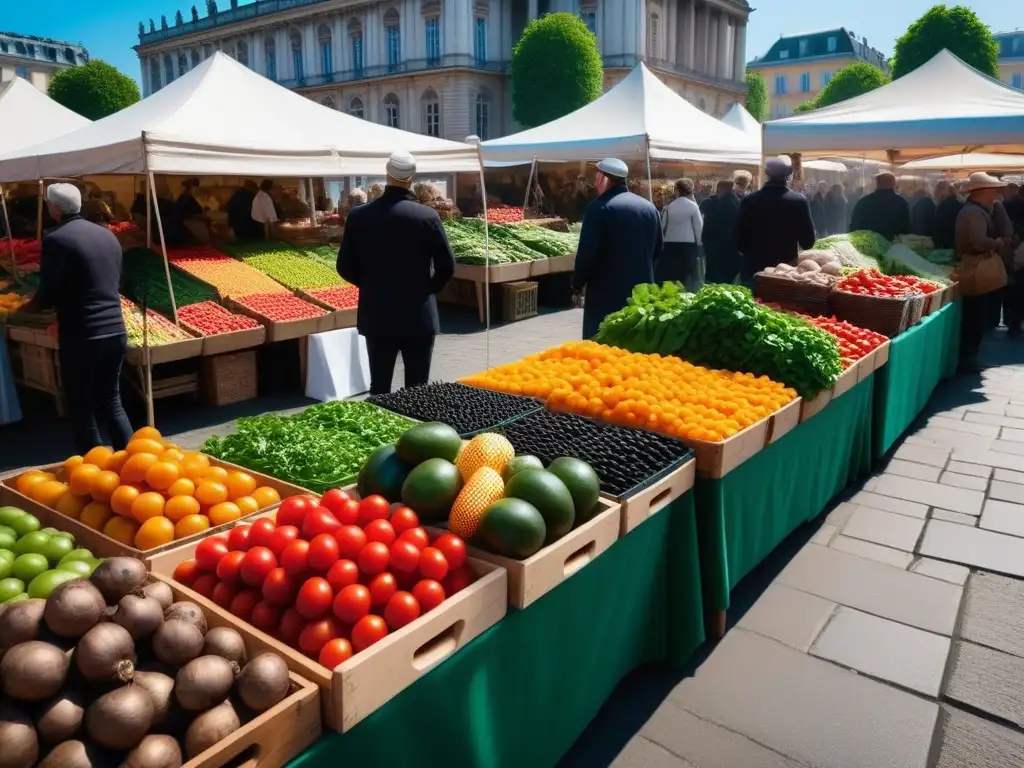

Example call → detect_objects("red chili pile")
486 206 525 224
178 301 262 335
171 491 474 667
307 285 360 310
836 269 942 297
235 292 327 322
805 316 887 368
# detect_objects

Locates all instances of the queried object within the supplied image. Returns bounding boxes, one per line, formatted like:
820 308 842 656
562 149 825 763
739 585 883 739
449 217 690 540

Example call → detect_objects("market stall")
900 152 1024 174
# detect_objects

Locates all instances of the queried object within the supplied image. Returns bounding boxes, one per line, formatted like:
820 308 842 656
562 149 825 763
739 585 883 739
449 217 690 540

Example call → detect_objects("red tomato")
227 525 252 552
431 533 467 570
351 615 389 652
250 600 282 633
358 495 391 526
443 567 471 595
364 519 396 547
262 566 298 606
241 546 278 587
389 540 421 573
308 533 340 572
211 581 237 609
367 572 397 608
280 539 311 577
191 573 218 598
296 577 334 619
248 519 278 549
412 579 446 613
333 584 371 624
267 525 300 557
334 498 360 526
276 495 318 528
195 536 229 572
302 508 341 539
229 588 262 621
216 550 246 584
397 527 430 551
172 559 199 586
326 559 360 592
418 547 449 581
298 616 344 657
278 607 306 646
390 506 420 534
318 637 353 670
384 592 421 630
358 542 390 575
334 525 367 560
319 489 351 519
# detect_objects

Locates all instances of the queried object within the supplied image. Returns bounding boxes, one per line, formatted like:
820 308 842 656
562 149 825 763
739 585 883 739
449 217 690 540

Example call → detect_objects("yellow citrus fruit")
69 464 101 496
83 446 114 470
120 453 158 484
126 438 165 457
201 466 230 483
132 426 163 442
80 501 113 531
144 461 180 492
31 480 69 508
166 478 196 498
63 455 84 475
110 484 141 517
174 514 210 539
195 481 229 507
208 502 242 527
131 492 166 523
54 492 88 519
103 516 140 546
135 517 175 550
164 495 201 522
251 486 281 509
90 471 121 502
234 496 259 516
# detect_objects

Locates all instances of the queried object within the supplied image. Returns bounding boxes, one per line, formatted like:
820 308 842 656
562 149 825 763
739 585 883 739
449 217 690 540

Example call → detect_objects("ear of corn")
448 467 504 539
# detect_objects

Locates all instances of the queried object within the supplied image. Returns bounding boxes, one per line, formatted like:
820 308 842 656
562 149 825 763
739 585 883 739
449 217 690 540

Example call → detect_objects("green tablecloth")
291 493 704 768
873 300 962 459
695 375 875 613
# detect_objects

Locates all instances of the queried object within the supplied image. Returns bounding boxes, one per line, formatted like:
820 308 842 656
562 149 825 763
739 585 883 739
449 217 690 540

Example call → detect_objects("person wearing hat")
735 156 816 285
572 158 662 339
17 183 133 452
849 172 911 241
337 151 455 394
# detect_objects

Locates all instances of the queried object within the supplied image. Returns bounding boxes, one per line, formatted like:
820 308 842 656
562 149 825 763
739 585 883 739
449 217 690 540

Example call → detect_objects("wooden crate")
767 398 802 443
126 336 204 366
874 340 891 368
501 281 538 322
923 290 944 316
12 341 59 391
547 254 576 273
832 360 860 399
201 350 257 406
689 417 770 479
800 388 832 423
454 262 533 283
197 326 266 356
295 289 358 331
856 348 878 382
226 299 328 343
154 574 322 768
828 291 912 338
613 458 695 536
529 257 552 277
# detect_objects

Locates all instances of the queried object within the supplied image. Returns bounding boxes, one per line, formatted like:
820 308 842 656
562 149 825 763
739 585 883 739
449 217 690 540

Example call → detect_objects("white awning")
900 152 1024 173
0 77 90 154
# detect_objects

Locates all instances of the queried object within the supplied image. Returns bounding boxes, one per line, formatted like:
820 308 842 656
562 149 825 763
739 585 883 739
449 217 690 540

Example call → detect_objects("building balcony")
277 52 507 87
138 0 331 45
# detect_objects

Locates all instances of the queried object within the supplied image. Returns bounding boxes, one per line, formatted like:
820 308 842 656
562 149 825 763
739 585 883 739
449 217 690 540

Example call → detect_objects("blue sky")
4 0 1020 87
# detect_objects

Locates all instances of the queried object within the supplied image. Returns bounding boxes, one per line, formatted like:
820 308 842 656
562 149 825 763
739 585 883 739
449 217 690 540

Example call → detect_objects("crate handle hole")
647 487 674 517
412 619 465 671
217 742 261 768
563 540 596 577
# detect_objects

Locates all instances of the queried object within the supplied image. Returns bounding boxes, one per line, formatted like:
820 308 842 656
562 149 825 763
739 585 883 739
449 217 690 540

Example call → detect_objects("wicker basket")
906 293 927 326
200 350 257 406
502 281 538 322
753 272 834 315
828 291 913 338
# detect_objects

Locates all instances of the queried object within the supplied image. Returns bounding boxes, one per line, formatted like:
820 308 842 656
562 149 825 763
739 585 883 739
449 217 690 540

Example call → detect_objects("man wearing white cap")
736 155 816 284
18 183 133 452
337 151 455 393
572 158 662 338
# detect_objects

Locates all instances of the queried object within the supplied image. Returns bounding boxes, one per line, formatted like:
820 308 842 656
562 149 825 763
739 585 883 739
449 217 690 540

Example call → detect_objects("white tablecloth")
304 327 371 402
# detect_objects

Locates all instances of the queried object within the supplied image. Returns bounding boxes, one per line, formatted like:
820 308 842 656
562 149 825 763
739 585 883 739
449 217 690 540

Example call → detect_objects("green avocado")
504 469 575 544
395 422 463 466
502 455 544 483
547 457 602 524
357 444 411 503
401 458 463 523
475 498 547 559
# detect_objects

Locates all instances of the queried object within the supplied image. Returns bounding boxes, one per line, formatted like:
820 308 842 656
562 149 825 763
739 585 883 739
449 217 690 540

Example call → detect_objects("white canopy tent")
900 152 1024 174
721 103 761 145
763 50 1024 162
0 76 91 153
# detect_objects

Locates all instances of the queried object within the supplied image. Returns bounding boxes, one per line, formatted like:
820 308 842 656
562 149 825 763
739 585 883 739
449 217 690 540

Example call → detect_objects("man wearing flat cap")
572 158 662 339
337 151 455 394
735 156 816 284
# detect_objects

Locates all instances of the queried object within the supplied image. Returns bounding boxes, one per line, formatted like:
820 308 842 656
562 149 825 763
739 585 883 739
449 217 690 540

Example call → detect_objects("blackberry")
368 382 543 436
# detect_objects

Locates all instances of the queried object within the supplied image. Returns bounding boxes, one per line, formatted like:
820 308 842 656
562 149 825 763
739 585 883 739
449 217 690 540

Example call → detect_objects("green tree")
48 60 141 120
744 71 766 122
511 13 603 129
814 61 889 108
793 99 818 113
892 4 998 79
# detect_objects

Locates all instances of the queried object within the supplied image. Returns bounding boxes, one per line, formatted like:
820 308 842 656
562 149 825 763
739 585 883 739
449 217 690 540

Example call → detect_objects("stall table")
290 493 703 768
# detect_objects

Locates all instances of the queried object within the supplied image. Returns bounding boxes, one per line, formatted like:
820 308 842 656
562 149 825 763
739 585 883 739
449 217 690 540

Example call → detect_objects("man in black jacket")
908 182 936 238
736 156 816 284
932 180 962 249
19 183 133 452
702 179 741 283
849 172 910 240
337 151 455 394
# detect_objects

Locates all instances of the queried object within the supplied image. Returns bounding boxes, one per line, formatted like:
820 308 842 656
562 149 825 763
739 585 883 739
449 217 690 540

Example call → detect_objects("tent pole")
522 158 536 213
308 177 318 232
145 175 153 249
476 147 491 370
0 186 18 282
36 180 44 241
645 138 654 204
147 170 179 325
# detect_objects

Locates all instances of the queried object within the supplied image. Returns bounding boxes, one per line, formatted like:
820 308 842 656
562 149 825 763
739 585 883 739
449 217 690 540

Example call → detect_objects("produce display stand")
182 323 267 356
873 299 961 460
6 334 63 414
686 399 802 480
295 289 357 330
125 335 204 366
226 298 333 342
613 457 696 536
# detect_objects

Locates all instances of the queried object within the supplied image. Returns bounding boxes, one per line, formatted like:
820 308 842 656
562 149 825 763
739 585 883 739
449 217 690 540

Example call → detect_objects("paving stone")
670 629 939 768
990 480 1024 505
979 499 1024 538
964 412 1024 429
873 475 985 516
830 536 914 568
1002 428 1024 443
945 641 1024 728
953 447 1024 472
810 606 950 696
992 439 1024 457
640 697 805 768
928 417 1002 437
610 736 696 768
810 523 837 546
841 506 924 551
946 460 993 478
737 583 836 652
920 520 1024 578
848 491 928 519
885 459 942 482
952 400 1009 416
862 475 879 491
994 468 1024 485
939 471 989 491
893 442 951 468
961 571 1024 659
1009 405 1024 419
777 544 961 635
904 434 947 448
931 508 978 526
825 501 859 527
916 426 994 450
934 704 1024 768
911 557 970 585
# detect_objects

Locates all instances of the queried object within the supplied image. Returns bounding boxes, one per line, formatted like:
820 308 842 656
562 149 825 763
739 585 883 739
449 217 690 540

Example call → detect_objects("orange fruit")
195 481 229 507
126 438 165 457
183 451 210 469
83 446 114 470
80 501 112 530
90 471 121 502
201 466 230 483
104 516 140 546
234 496 259 516
174 514 210 539
69 464 101 496
225 471 257 499
15 470 50 496
107 450 130 475
63 455 84 475
110 484 141 517
132 426 163 442
135 517 175 550
181 456 210 481
161 448 186 464
164 495 201 522
208 502 242 526
144 461 180 491
166 478 196 498
131 492 166 523
29 479 67 508
251 486 281 508
55 492 88 519
121 453 158 484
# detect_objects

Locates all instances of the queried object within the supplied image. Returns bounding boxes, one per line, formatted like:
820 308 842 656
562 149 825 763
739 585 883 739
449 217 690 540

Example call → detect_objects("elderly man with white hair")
337 151 455 394
19 183 133 452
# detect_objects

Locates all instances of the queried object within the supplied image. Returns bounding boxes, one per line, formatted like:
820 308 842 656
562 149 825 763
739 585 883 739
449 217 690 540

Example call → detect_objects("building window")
821 70 832 87
320 96 336 109
0 42 7 53
580 6 596 34
798 39 808 57
474 17 487 63
800 72 810 92
778 49 789 59
384 92 400 128
45 47 57 61
14 41 26 55
385 10 401 72
827 36 837 53
648 11 660 59
475 88 491 139
64 47 75 63
191 49 200 67
203 43 213 58
423 88 440 136
15 66 29 80
698 96 706 111
426 17 441 64
164 54 175 82
150 60 161 92
319 25 333 77
774 75 787 94
350 96 364 118
349 18 364 72
291 31 305 82
178 53 188 76
265 38 276 80
1014 72 1023 90
236 40 248 66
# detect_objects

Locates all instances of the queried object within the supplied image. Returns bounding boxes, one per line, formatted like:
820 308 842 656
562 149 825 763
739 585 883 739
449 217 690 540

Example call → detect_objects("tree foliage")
892 4 998 79
816 62 889 108
744 71 766 122
175 10 184 25
48 60 141 121
161 15 168 29
206 0 218 16
511 13 603 129
793 99 817 113
191 6 200 22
